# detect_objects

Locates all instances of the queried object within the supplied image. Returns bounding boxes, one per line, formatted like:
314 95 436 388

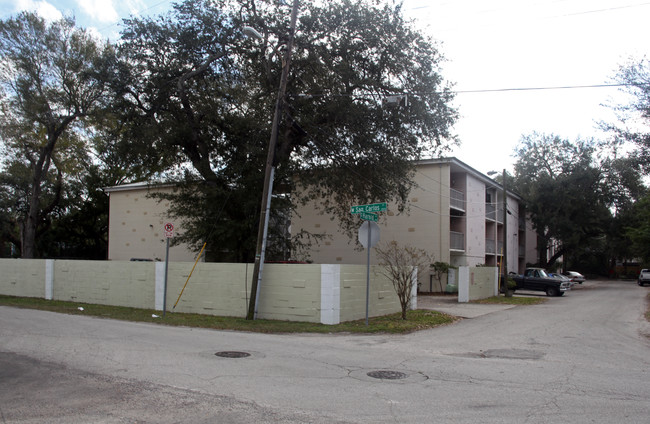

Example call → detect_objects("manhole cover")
367 370 408 380
214 351 251 358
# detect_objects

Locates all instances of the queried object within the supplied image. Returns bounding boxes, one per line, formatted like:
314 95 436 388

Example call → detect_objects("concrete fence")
457 266 499 302
0 259 416 325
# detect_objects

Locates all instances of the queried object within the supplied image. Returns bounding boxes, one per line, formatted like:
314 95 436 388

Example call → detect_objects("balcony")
485 238 495 254
486 203 504 223
450 188 465 212
450 231 465 251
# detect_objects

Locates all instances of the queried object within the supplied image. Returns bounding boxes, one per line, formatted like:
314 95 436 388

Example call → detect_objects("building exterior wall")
291 163 451 290
457 173 488 267
524 216 539 268
505 192 519 275
106 184 197 262
291 158 536 291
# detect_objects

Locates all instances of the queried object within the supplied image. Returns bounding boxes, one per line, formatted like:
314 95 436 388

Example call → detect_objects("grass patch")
0 295 456 334
472 295 547 305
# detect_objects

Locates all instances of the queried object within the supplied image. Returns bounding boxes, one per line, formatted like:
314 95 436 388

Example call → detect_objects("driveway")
417 294 517 318
1 279 649 423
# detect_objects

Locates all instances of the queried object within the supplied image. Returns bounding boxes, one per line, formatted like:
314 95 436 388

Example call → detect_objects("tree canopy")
608 57 650 172
110 0 458 261
513 133 644 270
0 12 114 257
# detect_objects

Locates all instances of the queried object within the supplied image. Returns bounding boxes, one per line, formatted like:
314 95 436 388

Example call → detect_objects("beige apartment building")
105 158 538 290
290 158 538 291
104 183 198 262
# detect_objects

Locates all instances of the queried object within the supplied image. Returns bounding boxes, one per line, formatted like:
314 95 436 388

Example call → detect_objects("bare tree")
375 241 431 320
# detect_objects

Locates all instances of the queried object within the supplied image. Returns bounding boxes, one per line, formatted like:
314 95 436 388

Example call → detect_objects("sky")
2 0 649 175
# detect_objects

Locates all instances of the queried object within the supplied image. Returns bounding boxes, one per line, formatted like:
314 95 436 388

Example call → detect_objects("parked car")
562 271 585 284
549 273 574 288
511 268 571 296
638 269 650 286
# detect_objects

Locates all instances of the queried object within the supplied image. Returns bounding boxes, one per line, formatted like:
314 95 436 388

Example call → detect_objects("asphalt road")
1 279 649 423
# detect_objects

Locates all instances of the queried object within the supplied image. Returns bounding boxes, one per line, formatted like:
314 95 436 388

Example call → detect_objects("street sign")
358 221 380 249
359 212 378 222
164 222 174 238
350 202 387 214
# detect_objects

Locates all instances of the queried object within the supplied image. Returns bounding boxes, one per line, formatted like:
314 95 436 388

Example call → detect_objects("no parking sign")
164 222 174 238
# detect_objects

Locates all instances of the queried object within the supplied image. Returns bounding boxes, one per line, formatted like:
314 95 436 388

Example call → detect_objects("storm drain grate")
367 370 408 380
214 351 251 358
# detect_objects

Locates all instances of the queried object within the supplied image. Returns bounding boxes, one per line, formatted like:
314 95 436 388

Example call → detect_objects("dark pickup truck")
511 268 571 297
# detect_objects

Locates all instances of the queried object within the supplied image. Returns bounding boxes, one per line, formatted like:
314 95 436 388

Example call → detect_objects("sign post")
352 203 386 325
163 223 174 317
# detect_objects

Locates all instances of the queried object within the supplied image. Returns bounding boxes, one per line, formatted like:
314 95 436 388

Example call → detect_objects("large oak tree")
513 133 644 271
0 12 113 257
111 0 458 261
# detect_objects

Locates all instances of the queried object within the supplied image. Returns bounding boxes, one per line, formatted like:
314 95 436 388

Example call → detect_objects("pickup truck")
638 269 650 286
511 268 571 296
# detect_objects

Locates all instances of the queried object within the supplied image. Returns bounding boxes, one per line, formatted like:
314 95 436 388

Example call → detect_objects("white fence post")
410 267 418 310
320 265 341 325
45 259 54 300
155 262 165 311
457 266 470 303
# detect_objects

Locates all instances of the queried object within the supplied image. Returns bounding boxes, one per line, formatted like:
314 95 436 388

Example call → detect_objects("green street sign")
350 202 387 214
359 212 378 222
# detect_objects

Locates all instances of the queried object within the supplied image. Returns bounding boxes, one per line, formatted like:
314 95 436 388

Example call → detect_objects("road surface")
1 279 649 423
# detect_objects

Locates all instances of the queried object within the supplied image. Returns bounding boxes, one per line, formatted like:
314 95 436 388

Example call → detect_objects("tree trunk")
547 247 566 269
22 168 44 258
22 133 57 258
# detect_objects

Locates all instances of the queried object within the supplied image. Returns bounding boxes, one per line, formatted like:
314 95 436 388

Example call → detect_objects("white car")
638 269 650 286
562 271 585 284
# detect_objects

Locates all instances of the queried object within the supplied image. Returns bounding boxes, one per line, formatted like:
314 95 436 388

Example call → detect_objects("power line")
404 1 650 24
454 83 644 94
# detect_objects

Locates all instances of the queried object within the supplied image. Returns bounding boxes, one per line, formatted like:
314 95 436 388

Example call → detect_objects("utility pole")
502 168 511 297
247 0 300 320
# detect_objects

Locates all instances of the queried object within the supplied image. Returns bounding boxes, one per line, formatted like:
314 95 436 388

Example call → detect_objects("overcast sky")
3 0 649 175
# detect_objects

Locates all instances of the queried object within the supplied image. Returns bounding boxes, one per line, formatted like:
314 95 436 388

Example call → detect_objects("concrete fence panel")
257 264 322 323
0 259 45 299
458 266 499 302
53 260 155 309
164 262 250 317
338 265 401 322
0 259 402 324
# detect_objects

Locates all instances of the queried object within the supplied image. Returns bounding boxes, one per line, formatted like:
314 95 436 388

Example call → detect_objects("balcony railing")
450 231 465 251
487 203 504 223
450 188 465 211
485 238 495 254
485 203 496 221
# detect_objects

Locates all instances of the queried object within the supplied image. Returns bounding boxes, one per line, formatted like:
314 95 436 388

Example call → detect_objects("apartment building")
104 182 198 262
291 157 538 291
